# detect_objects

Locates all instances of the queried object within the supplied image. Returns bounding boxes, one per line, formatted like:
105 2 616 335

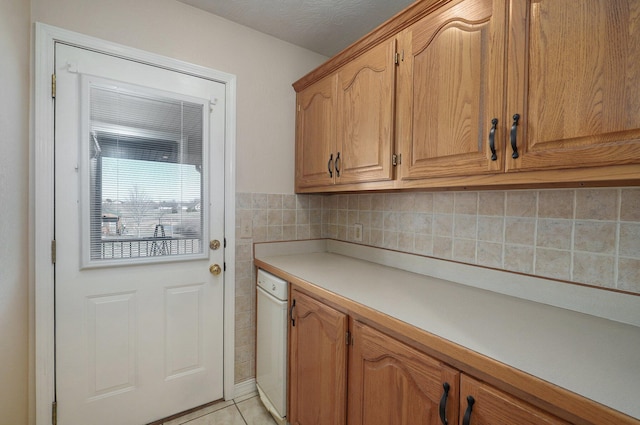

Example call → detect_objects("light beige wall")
32 0 327 194
0 0 31 422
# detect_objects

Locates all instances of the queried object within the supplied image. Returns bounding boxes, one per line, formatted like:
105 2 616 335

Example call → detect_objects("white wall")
0 0 326 422
0 0 30 423
32 0 327 194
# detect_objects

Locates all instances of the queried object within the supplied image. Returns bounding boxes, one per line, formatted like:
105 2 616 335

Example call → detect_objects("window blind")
88 84 205 261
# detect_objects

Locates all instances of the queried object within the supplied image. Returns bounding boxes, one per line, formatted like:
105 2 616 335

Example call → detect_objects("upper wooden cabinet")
506 0 640 172
335 39 396 184
295 74 336 189
295 40 397 190
397 0 507 180
293 0 640 192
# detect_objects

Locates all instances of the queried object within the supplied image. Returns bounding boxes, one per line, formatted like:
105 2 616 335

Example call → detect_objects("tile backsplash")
234 188 640 383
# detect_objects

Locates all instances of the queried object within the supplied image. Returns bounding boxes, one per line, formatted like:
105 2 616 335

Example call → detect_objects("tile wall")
234 187 640 383
234 193 323 382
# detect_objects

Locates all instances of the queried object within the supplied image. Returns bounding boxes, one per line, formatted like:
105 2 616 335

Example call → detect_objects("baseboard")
233 378 257 399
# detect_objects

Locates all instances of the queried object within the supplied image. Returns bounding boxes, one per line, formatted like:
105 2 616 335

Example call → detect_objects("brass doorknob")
209 264 222 275
209 239 221 250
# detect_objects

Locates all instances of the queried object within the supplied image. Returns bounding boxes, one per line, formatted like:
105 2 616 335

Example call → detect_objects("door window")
83 79 208 266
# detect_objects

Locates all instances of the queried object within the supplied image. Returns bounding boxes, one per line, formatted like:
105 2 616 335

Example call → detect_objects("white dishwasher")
256 269 288 425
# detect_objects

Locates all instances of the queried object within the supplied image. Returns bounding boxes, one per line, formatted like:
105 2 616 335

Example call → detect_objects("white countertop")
254 240 640 420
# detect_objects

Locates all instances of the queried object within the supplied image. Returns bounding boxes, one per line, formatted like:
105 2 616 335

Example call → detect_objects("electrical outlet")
353 223 363 242
240 217 252 238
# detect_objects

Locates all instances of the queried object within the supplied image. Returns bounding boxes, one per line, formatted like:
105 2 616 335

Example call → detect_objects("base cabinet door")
348 321 460 425
460 375 570 425
289 289 348 425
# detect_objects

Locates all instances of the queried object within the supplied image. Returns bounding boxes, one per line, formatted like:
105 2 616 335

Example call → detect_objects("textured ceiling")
178 0 416 57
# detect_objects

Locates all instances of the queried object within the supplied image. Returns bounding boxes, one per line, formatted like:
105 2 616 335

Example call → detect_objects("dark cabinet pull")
335 152 341 177
327 153 334 177
289 299 296 327
510 113 521 159
462 396 475 425
489 118 498 161
438 382 450 425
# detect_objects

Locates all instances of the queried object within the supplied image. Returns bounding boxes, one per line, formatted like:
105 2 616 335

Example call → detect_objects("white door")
54 43 226 425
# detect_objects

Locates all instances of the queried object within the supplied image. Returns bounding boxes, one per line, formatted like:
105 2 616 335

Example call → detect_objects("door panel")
398 0 506 179
165 284 205 379
86 292 137 399
289 289 348 425
295 75 337 188
348 321 459 425
336 39 396 184
460 375 570 424
55 43 225 425
506 0 640 171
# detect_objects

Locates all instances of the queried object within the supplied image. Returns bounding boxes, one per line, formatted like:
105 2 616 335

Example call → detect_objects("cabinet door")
506 0 640 172
348 321 460 425
336 39 396 184
460 375 570 425
289 289 348 425
295 75 336 189
397 0 507 180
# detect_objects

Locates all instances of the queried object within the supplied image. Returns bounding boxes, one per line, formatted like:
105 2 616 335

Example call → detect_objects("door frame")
33 22 237 425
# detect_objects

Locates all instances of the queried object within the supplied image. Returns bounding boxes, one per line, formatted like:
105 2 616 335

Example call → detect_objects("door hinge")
224 238 227 248
392 153 402 166
51 74 56 98
394 50 404 65
223 262 226 272
51 240 56 264
52 401 57 425
346 330 353 346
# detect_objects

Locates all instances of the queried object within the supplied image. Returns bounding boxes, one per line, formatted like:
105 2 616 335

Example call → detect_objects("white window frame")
33 23 237 425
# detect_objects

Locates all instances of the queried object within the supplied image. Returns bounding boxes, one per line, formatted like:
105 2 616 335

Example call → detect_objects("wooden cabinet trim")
255 260 640 425
294 164 640 194
293 0 451 92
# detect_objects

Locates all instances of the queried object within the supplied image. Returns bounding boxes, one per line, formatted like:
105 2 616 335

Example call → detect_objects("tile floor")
161 392 278 425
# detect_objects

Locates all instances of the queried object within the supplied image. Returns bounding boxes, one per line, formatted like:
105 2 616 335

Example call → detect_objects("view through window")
88 84 206 261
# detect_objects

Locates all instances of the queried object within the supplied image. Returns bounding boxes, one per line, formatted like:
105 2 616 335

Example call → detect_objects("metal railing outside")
98 236 202 259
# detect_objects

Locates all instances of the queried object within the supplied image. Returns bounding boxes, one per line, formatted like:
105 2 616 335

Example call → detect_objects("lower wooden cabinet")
289 289 348 425
460 375 569 425
288 285 611 425
348 320 459 425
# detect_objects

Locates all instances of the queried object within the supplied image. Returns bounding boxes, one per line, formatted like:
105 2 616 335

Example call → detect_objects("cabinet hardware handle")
327 153 334 178
289 299 296 327
438 382 450 425
462 396 475 425
335 152 341 177
489 118 498 161
510 113 521 159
